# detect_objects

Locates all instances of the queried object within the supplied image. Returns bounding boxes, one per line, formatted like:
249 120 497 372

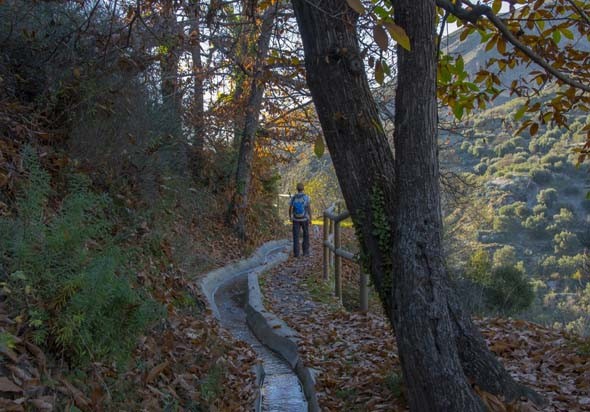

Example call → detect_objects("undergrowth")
0 148 162 366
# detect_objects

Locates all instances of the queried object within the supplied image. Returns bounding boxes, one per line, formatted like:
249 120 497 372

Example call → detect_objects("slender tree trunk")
231 0 264 149
228 3 280 239
290 0 542 410
187 0 205 154
160 0 182 129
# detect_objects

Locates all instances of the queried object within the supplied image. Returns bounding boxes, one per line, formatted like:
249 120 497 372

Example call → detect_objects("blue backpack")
292 194 307 219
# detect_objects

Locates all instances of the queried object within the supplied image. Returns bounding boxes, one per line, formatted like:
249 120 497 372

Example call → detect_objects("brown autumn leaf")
373 25 388 52
0 398 24 412
25 341 46 372
145 360 170 383
58 378 91 410
475 386 507 412
29 397 54 411
345 0 365 15
0 377 23 393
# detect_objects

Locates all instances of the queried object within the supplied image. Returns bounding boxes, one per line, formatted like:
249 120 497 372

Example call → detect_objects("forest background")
0 0 588 410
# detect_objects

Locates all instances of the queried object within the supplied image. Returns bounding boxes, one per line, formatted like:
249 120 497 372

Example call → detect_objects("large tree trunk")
290 0 542 410
228 3 280 239
389 2 484 409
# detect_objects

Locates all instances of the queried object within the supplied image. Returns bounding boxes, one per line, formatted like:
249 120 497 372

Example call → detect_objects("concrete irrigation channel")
200 240 319 412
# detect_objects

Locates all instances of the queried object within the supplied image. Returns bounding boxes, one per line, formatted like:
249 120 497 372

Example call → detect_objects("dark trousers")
292 220 309 257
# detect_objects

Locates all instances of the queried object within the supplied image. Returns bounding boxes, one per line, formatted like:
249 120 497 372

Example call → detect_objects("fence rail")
323 204 369 312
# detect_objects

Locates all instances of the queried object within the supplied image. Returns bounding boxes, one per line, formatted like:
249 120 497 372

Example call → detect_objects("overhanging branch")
436 0 590 93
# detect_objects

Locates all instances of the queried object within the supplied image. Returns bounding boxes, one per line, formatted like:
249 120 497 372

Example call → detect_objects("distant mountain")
443 20 590 105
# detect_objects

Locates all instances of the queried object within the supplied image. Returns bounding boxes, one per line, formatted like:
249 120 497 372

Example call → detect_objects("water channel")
214 258 308 411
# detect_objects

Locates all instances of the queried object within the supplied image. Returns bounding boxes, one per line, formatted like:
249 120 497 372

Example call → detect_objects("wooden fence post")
323 213 329 280
329 219 334 270
334 221 342 303
359 271 369 312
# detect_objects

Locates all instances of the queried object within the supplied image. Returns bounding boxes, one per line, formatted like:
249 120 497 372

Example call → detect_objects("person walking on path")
289 182 312 257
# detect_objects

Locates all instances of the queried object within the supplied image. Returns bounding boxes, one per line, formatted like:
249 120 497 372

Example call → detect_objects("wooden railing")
323 204 369 312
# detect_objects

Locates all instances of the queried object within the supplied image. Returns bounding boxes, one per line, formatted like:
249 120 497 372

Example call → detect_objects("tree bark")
290 0 542 410
187 0 205 154
160 0 182 129
228 3 280 239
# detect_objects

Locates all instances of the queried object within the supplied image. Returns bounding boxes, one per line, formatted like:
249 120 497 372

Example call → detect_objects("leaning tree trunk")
290 0 542 410
228 3 280 239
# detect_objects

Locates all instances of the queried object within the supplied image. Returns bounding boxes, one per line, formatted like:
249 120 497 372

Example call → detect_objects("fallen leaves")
0 324 57 411
261 236 590 411
261 240 404 411
478 317 590 411
0 227 262 411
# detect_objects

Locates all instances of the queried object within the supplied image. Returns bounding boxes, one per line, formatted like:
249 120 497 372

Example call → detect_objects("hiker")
289 182 312 257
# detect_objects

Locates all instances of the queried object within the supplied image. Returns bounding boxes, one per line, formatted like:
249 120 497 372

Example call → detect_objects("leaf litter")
260 236 590 411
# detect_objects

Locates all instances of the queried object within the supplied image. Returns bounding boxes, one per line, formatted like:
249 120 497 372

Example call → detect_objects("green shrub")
537 188 558 208
474 162 488 175
495 141 516 157
460 141 471 152
551 160 566 172
541 153 566 165
498 201 530 219
529 137 557 154
530 168 553 185
540 255 559 277
493 215 519 232
523 213 548 237
493 245 518 268
1 150 162 366
485 265 534 315
553 208 574 228
532 203 548 216
509 136 526 149
469 142 492 158
557 254 587 277
554 231 581 255
465 249 492 283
